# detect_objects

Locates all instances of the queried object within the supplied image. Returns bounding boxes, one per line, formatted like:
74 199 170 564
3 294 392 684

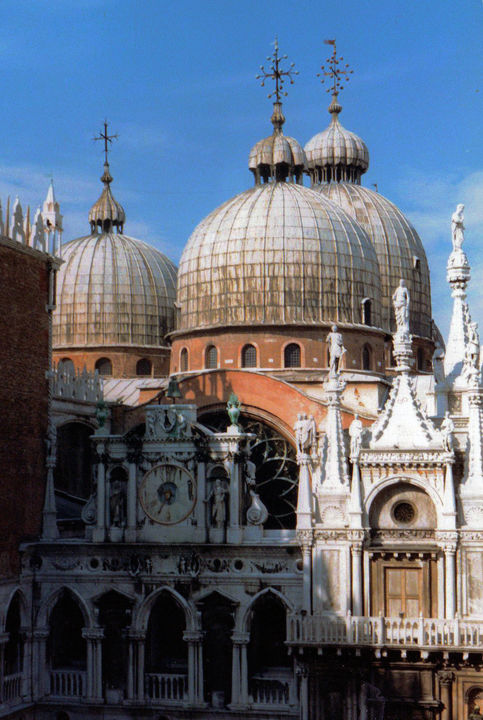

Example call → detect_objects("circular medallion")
140 463 196 525
392 501 416 525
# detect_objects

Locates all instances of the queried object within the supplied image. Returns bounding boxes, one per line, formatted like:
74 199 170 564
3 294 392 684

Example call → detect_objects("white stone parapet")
287 613 483 651
52 366 103 403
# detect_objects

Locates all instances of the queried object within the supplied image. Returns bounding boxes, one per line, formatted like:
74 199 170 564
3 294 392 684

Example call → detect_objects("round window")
392 501 416 525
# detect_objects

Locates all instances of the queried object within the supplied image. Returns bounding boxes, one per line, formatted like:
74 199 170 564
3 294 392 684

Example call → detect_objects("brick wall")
0 241 50 577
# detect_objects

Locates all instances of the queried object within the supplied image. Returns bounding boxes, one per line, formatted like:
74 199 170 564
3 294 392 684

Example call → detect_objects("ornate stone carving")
251 560 288 574
246 489 268 526
177 552 201 576
145 406 192 441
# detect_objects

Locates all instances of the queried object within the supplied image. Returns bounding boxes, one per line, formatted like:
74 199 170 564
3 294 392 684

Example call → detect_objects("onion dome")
305 94 369 184
176 182 382 331
314 183 432 337
53 163 177 348
249 102 306 184
88 162 126 233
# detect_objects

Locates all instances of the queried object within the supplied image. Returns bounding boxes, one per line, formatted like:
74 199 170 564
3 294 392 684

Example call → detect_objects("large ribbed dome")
177 182 382 331
53 233 177 347
314 183 432 337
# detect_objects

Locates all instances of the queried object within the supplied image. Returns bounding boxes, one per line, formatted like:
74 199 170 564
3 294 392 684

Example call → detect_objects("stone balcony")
287 613 483 654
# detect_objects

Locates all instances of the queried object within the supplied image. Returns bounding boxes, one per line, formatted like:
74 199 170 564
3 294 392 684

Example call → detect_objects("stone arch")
1 588 29 632
365 476 443 527
36 586 93 630
134 586 196 633
240 587 294 633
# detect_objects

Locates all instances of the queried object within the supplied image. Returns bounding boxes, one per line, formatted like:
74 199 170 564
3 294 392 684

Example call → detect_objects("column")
82 628 104 701
32 629 49 700
183 630 204 706
21 629 33 700
125 460 137 542
136 634 145 701
93 447 106 542
227 450 242 544
297 662 309 720
0 633 7 705
230 632 249 708
302 542 312 613
126 635 135 700
351 545 363 616
438 670 454 720
444 546 457 619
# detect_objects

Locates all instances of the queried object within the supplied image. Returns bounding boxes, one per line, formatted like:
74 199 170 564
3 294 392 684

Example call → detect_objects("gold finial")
94 120 118 166
317 39 353 96
256 38 299 102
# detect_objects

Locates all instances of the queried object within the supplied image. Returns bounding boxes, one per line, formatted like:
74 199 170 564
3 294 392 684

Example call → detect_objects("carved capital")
82 627 105 641
437 670 455 686
296 529 314 547
231 631 250 645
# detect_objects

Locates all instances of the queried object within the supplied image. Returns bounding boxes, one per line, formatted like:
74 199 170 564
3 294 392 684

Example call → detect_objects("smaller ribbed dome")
305 94 369 185
88 162 126 233
249 102 306 184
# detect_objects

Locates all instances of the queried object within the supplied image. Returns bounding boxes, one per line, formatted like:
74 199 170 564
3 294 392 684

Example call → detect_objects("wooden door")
384 566 422 617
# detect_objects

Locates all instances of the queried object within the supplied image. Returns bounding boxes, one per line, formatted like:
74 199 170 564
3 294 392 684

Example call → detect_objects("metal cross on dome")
256 38 299 102
94 120 118 165
318 39 353 95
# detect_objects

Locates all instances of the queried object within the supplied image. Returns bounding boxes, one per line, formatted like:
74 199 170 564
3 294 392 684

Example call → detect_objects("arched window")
362 344 372 371
49 592 86 672
205 345 218 370
284 343 301 368
417 348 424 371
362 298 372 326
248 594 290 705
145 592 187 701
241 344 257 368
58 358 74 375
96 591 133 693
95 357 112 376
5 593 23 678
180 348 189 372
136 358 152 376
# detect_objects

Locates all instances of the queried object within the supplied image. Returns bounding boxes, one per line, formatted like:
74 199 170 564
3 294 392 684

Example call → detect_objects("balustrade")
250 676 292 706
50 669 86 698
287 613 483 651
144 672 187 702
2 672 22 703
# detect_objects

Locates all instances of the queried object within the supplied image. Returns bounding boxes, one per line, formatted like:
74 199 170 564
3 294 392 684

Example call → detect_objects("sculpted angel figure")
451 203 465 251
326 325 346 376
392 279 410 335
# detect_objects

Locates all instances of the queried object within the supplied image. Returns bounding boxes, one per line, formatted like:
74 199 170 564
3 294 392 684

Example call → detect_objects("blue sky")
0 0 482 336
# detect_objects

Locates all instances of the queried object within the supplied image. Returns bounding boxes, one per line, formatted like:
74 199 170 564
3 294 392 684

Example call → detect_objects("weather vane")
256 38 299 102
94 120 118 165
318 39 353 95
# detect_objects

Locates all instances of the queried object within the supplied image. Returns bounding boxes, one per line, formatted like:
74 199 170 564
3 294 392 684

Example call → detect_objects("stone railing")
2 672 22 703
52 366 103 403
287 613 483 651
145 673 188 702
50 669 86 698
249 675 295 706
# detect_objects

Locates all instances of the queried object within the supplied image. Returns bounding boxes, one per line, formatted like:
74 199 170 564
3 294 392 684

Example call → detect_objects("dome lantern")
305 41 369 185
249 41 305 185
88 122 126 234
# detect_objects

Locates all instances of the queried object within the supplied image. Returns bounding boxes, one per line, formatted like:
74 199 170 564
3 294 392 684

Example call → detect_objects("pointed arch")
133 585 196 633
36 586 93 630
240 587 294 633
1 588 29 632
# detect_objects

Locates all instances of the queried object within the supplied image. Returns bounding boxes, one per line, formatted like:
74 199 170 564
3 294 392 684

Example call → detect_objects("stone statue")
467 322 480 368
46 422 57 462
207 478 228 529
469 709 483 720
392 279 410 336
245 459 257 488
96 399 109 429
294 413 316 454
227 392 241 429
349 414 364 459
441 411 455 452
109 478 126 527
451 203 465 251
326 325 346 376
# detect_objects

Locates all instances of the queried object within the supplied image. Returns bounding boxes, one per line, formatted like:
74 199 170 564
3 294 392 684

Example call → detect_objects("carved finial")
94 120 118 168
227 392 242 432
256 38 299 103
318 39 353 115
